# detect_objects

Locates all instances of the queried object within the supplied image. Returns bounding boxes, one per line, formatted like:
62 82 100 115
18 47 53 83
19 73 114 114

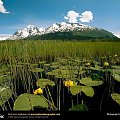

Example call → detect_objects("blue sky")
0 0 120 34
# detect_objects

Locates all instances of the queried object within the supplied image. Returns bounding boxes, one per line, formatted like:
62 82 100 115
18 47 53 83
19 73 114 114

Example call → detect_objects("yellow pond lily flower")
64 80 74 87
33 88 43 95
104 62 109 67
86 62 91 66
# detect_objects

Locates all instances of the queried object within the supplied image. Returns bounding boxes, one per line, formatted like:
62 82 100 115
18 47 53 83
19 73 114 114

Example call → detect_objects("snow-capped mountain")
45 22 96 34
7 22 97 40
7 22 117 40
0 34 11 40
8 25 44 40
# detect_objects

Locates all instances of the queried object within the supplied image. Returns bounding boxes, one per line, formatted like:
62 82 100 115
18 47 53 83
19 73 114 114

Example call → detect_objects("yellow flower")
37 88 43 94
104 62 109 67
33 88 43 95
33 89 38 95
86 62 91 66
65 80 74 87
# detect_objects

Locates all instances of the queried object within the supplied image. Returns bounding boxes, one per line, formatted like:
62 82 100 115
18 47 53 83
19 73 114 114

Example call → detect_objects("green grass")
0 40 120 63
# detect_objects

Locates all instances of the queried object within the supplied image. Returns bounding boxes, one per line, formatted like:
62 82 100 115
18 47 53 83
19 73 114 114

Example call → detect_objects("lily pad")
112 73 120 82
30 64 38 67
47 69 71 76
17 62 30 65
39 61 46 64
0 75 12 86
0 66 9 72
0 86 12 106
112 69 120 74
44 64 50 67
50 65 60 69
111 93 120 105
80 77 104 86
91 65 102 71
31 68 44 73
36 79 55 88
81 86 94 97
55 74 77 79
112 66 120 69
70 85 82 96
51 62 60 65
59 65 69 70
13 93 48 111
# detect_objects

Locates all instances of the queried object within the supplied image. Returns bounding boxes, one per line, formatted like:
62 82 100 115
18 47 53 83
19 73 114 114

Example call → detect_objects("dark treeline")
24 31 119 42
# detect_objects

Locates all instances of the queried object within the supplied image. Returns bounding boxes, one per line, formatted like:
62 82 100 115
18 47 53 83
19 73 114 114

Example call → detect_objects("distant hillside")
26 29 118 41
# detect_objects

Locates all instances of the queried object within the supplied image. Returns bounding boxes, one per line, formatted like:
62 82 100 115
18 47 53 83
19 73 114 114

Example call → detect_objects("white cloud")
0 0 9 14
80 11 93 23
64 10 93 23
64 10 79 23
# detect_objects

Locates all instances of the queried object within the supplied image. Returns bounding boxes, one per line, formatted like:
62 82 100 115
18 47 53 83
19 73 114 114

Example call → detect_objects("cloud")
0 0 10 14
80 11 93 23
64 10 79 23
64 10 93 23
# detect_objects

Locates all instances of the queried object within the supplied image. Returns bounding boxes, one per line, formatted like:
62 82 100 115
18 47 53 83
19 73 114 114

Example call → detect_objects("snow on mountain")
8 25 44 40
7 22 116 40
113 33 120 38
45 22 96 34
0 34 12 40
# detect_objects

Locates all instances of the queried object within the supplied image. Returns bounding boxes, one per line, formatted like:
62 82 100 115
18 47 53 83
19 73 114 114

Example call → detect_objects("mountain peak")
26 24 35 28
8 25 43 40
45 22 96 34
7 22 118 40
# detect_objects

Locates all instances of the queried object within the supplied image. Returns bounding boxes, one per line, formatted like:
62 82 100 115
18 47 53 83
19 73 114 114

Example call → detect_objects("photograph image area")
0 0 120 119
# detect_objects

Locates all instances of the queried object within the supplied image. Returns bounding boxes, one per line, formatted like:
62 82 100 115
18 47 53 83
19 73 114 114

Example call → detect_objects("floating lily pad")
47 69 71 76
80 77 104 86
78 70 85 75
70 85 82 96
0 86 12 106
91 65 102 71
0 66 9 72
51 62 60 66
112 66 120 69
112 69 120 74
55 74 77 79
59 65 80 70
59 59 68 63
69 104 88 111
47 69 62 76
111 93 120 105
50 65 60 69
13 93 48 111
36 79 55 88
31 68 44 73
112 73 120 82
44 64 50 67
30 64 38 68
73 70 79 74
39 61 46 64
81 86 94 97
0 75 12 86
59 65 69 70
74 59 81 63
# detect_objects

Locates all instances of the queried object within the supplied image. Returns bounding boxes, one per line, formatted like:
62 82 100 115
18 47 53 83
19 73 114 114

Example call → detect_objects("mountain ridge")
7 22 118 40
